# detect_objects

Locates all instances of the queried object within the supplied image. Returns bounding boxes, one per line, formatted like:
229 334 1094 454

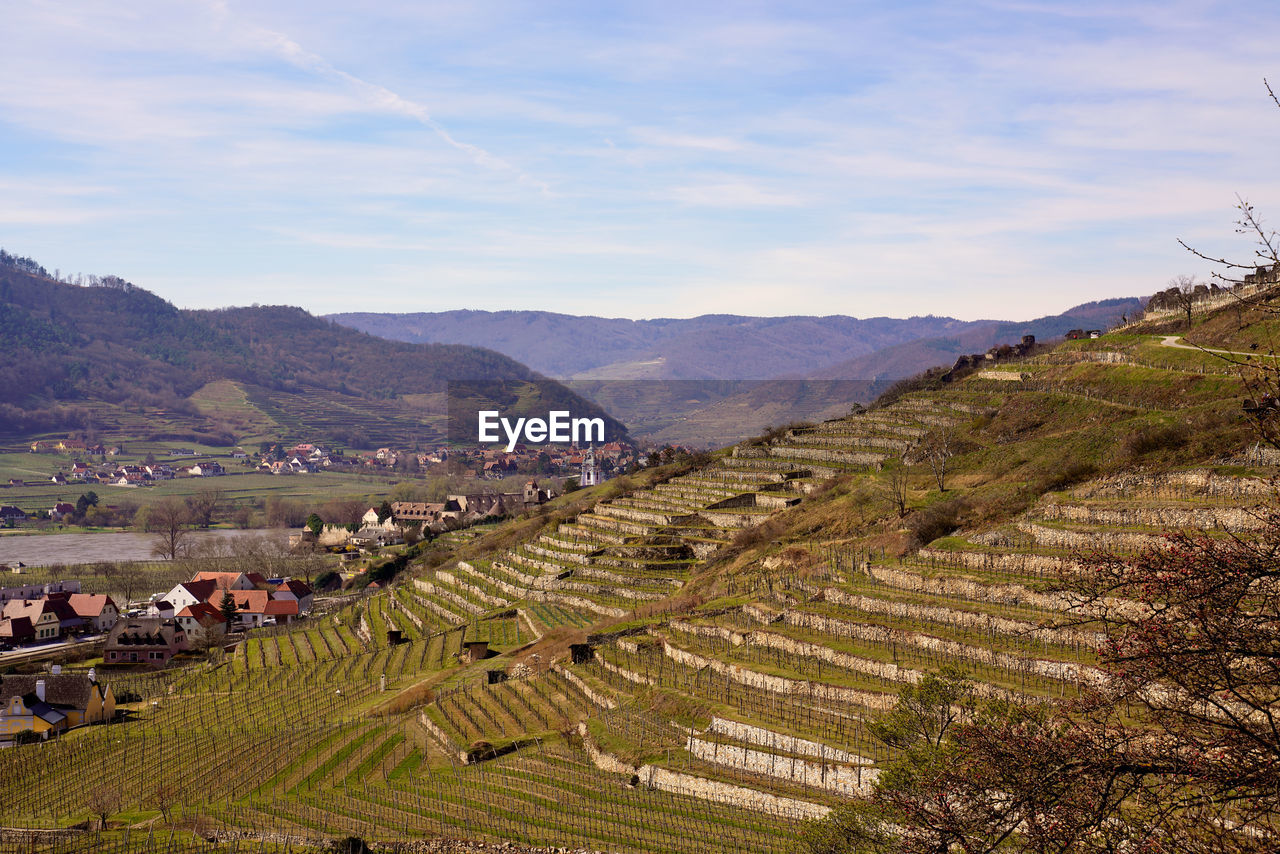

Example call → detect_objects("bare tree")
1168 273 1200 329
914 425 958 492
145 780 180 824
100 562 144 611
184 484 224 529
86 783 120 830
878 459 910 518
147 497 194 560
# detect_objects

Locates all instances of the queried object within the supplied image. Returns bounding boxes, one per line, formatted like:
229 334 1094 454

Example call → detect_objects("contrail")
203 0 551 194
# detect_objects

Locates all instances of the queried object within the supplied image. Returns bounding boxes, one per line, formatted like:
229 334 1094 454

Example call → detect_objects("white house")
67 594 119 632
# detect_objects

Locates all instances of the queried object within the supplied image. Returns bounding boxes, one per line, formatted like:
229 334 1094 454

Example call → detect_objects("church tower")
580 447 603 487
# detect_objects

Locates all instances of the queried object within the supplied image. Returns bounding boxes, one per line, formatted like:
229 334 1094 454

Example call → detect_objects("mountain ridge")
0 253 627 447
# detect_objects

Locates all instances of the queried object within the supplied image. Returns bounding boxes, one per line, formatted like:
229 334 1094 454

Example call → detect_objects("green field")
0 471 403 513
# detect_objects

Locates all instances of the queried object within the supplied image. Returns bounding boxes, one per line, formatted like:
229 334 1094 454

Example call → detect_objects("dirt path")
1157 335 1278 359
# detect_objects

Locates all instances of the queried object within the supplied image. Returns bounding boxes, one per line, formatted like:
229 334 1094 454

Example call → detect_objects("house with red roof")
263 599 299 625
174 603 227 643
156 580 218 616
190 571 255 591
67 594 119 632
0 616 35 646
2 599 75 640
272 579 314 614
215 590 273 628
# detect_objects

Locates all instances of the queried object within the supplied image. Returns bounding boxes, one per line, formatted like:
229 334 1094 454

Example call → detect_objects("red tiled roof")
191 571 244 589
211 589 270 614
277 579 312 597
263 600 299 616
177 602 226 624
180 580 218 602
67 593 116 619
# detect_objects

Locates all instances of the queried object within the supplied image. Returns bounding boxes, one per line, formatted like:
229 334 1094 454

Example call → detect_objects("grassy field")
188 380 281 445
0 471 404 513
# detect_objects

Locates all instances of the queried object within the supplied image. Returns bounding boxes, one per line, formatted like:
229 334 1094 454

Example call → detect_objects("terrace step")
1033 500 1268 532
557 521 628 545
745 444 888 467
569 512 658 538
537 533 598 553
593 503 694 526
684 468 795 485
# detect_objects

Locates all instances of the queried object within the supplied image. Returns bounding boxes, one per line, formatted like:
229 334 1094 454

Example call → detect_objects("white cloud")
2 0 1280 322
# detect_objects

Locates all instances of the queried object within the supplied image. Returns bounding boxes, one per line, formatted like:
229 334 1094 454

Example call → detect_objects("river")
0 528 289 567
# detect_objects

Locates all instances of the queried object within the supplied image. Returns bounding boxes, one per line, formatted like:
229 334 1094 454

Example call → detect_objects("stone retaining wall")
808 581 1099 646
1072 469 1271 499
555 579 664 601
516 608 543 643
419 711 467 763
437 571 510 608
597 656 656 686
577 724 831 820
412 590 466 625
415 578 485 615
656 636 896 711
776 611 1100 689
1017 521 1164 551
558 522 627 544
553 664 616 709
705 717 865 765
915 547 1079 578
1039 502 1267 532
767 445 886 466
686 736 874 797
389 592 424 630
524 542 591 565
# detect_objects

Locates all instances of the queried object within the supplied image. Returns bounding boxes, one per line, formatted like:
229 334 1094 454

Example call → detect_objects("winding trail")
1158 335 1279 359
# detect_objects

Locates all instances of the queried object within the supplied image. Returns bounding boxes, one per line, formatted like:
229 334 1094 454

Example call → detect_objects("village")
0 436 649 531
15 436 639 487
0 568 317 742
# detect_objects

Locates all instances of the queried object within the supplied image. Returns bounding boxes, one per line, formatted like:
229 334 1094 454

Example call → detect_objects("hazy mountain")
327 310 980 380
330 298 1143 445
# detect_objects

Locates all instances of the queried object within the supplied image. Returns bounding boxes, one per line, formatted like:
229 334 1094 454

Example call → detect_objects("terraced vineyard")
3 313 1276 851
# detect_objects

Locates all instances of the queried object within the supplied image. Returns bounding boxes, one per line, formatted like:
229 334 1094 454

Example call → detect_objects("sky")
2 0 1280 321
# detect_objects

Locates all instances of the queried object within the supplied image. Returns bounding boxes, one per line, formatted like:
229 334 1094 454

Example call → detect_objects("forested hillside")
0 252 624 446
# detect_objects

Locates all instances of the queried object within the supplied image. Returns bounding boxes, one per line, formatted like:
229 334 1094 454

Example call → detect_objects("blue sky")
2 0 1279 320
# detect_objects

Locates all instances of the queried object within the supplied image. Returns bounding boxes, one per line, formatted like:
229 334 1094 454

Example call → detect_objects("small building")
156 580 219 614
174 603 227 643
104 618 187 666
272 579 314 614
351 527 402 548
67 594 119 633
262 598 299 626
0 616 35 645
1 600 68 641
189 571 258 591
0 506 27 524
0 671 115 741
462 641 490 664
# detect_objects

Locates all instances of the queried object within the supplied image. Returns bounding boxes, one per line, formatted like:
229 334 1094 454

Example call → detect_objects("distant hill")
331 299 1144 445
0 252 625 448
327 310 981 380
